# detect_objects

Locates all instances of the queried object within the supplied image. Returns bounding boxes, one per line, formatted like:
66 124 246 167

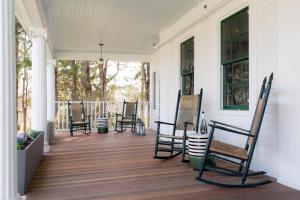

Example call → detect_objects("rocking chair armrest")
115 113 123 119
155 121 175 126
209 124 254 137
210 120 250 133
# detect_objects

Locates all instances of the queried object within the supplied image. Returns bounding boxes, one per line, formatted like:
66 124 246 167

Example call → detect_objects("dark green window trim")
221 7 249 110
181 37 194 95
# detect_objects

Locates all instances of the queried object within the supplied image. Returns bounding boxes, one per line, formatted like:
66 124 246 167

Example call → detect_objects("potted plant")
17 130 44 195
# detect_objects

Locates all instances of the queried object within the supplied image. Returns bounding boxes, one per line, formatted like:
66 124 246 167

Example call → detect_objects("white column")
47 59 56 122
0 0 22 199
30 28 49 152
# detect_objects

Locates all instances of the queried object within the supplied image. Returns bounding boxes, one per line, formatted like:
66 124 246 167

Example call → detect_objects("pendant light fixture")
99 43 104 65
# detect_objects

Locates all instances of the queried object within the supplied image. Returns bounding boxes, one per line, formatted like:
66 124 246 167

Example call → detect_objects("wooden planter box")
17 131 44 195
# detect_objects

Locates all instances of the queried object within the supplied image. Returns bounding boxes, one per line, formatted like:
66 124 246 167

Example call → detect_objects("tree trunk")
145 62 150 127
140 63 146 119
145 62 150 102
140 62 150 126
98 61 120 116
55 67 58 100
98 60 108 102
71 61 78 100
81 61 92 99
21 70 28 132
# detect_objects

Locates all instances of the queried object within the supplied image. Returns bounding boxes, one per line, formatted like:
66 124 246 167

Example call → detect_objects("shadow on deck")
26 130 300 200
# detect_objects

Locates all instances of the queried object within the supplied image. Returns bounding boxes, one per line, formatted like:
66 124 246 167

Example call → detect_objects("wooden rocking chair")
114 100 138 133
68 100 91 136
154 89 203 162
196 73 273 188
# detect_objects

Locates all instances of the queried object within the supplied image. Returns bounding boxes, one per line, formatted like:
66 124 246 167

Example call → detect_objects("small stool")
97 117 108 133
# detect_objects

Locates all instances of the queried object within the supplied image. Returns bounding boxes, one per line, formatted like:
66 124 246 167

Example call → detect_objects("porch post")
47 59 56 122
30 28 49 152
0 0 22 199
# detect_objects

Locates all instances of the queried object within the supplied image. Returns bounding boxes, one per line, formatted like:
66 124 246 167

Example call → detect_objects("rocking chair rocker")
196 73 274 188
68 100 91 136
154 89 203 162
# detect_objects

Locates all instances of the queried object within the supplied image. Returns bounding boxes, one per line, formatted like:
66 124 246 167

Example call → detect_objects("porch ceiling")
40 0 199 59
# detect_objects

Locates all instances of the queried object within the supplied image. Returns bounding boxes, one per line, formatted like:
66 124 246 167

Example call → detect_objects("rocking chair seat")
116 119 132 123
210 140 248 160
73 121 89 125
158 134 183 140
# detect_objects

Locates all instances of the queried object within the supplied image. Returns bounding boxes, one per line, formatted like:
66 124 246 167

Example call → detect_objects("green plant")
27 130 40 140
17 139 26 150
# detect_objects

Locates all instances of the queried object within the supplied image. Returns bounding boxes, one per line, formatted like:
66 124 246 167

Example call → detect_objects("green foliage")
27 130 40 140
17 140 26 150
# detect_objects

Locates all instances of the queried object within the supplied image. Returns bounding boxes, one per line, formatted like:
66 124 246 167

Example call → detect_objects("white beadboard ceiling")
41 0 199 56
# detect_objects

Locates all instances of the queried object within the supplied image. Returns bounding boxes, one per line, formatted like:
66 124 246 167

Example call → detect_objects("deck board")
26 130 300 200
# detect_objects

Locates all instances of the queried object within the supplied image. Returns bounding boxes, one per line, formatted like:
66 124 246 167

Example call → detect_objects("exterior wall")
277 0 300 190
150 0 280 180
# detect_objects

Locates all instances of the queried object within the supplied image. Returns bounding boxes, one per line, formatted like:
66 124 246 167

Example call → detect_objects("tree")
98 61 120 101
71 60 79 100
81 61 92 99
16 18 32 131
141 62 150 102
16 18 22 129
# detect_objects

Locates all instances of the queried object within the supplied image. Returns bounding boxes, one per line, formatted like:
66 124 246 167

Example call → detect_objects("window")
181 37 194 95
221 8 249 110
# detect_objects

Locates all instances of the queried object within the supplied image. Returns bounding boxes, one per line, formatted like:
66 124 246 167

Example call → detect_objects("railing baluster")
58 102 61 131
62 102 65 130
94 102 96 129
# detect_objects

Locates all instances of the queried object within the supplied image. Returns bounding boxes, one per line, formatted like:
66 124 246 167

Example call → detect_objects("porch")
1 0 300 199
26 130 300 200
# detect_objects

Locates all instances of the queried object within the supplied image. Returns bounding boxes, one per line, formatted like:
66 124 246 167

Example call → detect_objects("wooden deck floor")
26 130 300 200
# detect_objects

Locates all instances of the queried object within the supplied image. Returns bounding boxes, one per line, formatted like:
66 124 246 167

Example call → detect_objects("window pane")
231 39 240 60
232 62 241 83
181 37 194 95
182 74 194 95
223 60 249 108
231 14 240 38
222 42 231 63
241 34 249 58
221 20 230 41
240 9 249 34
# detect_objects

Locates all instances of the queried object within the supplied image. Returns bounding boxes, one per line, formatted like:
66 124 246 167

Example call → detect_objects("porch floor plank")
26 130 300 200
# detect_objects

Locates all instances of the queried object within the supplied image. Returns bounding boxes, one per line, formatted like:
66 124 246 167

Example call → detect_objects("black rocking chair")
154 89 203 162
114 100 138 133
196 73 274 188
68 100 91 136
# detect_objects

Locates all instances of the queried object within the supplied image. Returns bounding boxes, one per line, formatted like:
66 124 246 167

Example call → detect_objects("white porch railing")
55 101 149 131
